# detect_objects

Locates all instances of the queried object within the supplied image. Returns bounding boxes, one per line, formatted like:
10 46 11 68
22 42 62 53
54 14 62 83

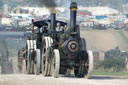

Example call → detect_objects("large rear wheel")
47 37 53 76
42 37 49 76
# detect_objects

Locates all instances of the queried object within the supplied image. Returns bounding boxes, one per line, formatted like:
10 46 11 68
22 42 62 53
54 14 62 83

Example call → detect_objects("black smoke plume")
39 0 57 12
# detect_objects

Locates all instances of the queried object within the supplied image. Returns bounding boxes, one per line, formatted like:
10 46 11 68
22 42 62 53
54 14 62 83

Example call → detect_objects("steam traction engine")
41 2 93 78
18 30 41 74
19 2 93 78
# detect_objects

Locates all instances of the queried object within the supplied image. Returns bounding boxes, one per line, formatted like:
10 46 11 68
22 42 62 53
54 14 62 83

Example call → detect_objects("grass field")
118 31 128 44
118 30 128 50
93 72 128 76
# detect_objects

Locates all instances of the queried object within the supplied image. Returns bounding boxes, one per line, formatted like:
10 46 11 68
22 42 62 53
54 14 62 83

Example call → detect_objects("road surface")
0 74 128 85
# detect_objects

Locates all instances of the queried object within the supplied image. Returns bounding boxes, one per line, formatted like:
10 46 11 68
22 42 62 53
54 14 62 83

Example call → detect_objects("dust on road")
0 74 128 85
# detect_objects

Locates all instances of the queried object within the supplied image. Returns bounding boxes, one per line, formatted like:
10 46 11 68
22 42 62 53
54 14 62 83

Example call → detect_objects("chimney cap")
70 2 77 10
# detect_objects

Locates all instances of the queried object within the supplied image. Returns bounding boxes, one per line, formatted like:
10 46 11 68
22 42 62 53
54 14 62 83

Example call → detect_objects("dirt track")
0 74 128 85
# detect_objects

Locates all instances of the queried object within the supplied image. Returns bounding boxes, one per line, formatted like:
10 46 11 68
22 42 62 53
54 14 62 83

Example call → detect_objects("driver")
42 25 48 33
56 22 64 32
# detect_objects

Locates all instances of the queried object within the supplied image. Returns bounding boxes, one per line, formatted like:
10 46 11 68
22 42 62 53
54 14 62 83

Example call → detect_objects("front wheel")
85 51 93 79
51 49 60 78
74 60 85 77
34 49 41 75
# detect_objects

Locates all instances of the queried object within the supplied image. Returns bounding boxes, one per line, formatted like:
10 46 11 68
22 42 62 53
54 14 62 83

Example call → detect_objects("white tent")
79 6 120 16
